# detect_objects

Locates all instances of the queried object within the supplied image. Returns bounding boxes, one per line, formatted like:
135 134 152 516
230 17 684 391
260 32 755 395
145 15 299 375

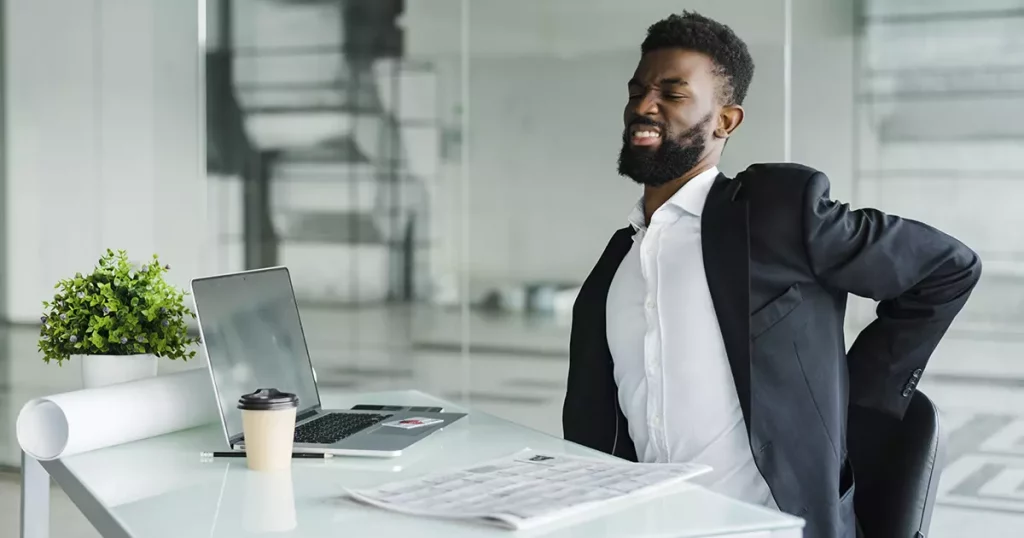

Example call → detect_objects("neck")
643 159 718 225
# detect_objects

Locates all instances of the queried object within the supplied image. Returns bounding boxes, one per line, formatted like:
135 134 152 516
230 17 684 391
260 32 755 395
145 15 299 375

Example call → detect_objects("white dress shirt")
606 166 779 510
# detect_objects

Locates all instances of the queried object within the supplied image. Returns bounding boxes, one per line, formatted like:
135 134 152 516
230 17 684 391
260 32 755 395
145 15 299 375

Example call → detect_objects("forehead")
631 48 717 88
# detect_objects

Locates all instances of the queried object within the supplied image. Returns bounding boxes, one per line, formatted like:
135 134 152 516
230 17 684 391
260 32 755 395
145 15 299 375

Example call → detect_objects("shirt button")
645 298 656 310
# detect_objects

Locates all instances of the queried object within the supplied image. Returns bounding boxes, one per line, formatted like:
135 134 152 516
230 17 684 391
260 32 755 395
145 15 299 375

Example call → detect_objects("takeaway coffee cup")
238 388 299 471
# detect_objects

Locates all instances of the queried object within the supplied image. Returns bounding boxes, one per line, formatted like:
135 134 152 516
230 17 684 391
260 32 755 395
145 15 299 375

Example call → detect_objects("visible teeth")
633 131 660 139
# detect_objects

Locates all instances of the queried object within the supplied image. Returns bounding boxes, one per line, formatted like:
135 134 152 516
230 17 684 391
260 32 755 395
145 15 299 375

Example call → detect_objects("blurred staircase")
206 0 439 304
854 0 1024 335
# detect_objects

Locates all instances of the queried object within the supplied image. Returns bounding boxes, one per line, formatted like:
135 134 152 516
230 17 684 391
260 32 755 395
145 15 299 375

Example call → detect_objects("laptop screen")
191 267 321 443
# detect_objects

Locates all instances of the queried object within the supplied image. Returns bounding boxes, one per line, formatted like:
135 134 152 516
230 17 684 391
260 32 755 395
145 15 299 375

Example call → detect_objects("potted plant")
38 249 199 388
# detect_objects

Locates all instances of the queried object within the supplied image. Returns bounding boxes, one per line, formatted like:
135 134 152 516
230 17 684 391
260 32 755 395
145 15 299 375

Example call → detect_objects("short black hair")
641 11 754 106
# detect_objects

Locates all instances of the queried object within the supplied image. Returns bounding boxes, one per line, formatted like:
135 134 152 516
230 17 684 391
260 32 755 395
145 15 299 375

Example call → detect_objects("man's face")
617 49 721 186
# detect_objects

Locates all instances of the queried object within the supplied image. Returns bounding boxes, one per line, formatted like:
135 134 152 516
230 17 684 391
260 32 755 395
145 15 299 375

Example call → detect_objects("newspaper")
343 449 711 530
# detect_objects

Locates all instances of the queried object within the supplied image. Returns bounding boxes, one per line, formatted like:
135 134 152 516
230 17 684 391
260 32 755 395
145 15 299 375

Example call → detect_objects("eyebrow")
627 77 689 88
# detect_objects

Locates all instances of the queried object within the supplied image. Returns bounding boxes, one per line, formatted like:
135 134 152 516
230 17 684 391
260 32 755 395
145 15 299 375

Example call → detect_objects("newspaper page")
342 449 711 530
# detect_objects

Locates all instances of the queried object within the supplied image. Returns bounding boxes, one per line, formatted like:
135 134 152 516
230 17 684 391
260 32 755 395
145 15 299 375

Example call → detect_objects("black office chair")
848 390 946 538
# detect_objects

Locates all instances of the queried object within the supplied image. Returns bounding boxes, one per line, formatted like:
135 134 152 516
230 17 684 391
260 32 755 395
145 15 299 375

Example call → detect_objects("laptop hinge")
296 408 319 423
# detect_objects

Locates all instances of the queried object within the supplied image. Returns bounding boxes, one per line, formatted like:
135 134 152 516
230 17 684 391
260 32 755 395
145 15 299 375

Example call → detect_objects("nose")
632 90 659 117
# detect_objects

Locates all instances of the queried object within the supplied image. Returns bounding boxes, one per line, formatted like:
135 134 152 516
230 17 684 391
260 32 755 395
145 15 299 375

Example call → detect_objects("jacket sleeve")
801 172 982 418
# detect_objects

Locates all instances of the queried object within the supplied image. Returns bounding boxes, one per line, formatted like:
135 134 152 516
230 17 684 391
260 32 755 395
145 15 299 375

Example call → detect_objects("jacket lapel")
566 226 636 459
701 174 753 433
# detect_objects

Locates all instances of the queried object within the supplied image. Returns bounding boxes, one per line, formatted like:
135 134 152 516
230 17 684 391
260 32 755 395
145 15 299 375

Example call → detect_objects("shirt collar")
626 166 720 230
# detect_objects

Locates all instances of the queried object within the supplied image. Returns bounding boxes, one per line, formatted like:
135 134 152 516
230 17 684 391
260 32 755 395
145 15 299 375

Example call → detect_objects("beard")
617 112 713 187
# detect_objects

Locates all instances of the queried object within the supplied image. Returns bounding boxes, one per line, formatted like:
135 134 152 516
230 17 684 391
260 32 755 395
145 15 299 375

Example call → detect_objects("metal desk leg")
20 451 49 538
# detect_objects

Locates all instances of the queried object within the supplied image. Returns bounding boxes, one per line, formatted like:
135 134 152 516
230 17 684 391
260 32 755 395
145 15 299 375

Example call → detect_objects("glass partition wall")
205 1 1023 533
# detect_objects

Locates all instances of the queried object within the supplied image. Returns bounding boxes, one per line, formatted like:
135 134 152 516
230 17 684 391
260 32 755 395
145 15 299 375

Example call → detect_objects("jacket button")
912 369 923 379
902 388 913 397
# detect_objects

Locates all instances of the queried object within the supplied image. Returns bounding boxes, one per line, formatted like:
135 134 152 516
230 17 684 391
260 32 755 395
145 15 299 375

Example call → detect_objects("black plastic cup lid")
238 388 298 411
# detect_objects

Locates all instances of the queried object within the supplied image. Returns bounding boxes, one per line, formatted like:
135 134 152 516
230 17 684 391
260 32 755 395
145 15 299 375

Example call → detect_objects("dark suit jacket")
562 163 982 538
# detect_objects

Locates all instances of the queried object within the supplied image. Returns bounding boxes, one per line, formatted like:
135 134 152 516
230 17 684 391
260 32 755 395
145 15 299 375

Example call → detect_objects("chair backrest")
847 391 946 538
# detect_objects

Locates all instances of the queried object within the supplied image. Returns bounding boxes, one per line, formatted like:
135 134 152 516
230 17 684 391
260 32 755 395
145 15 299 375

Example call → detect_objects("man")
562 11 981 538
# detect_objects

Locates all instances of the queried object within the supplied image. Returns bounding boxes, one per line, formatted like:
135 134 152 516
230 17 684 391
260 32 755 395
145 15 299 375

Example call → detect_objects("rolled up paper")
16 368 218 460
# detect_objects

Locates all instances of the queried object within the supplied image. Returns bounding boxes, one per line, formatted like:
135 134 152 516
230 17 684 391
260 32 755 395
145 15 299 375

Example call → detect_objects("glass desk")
20 389 804 537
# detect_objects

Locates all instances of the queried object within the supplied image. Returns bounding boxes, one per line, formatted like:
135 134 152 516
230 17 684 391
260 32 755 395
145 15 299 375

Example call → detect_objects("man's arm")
801 172 982 419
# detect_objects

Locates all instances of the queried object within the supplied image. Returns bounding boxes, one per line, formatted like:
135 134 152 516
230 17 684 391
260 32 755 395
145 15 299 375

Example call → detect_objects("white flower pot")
79 354 158 389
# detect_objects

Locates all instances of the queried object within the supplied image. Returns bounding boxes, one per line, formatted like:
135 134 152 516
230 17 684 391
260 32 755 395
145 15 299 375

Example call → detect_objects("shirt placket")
639 224 665 462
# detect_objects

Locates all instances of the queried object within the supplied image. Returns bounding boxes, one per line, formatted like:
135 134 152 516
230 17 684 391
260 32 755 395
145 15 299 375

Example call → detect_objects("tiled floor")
1 304 1023 536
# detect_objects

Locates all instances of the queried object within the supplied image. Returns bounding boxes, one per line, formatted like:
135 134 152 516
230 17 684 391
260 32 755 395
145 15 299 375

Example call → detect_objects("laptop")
190 267 465 457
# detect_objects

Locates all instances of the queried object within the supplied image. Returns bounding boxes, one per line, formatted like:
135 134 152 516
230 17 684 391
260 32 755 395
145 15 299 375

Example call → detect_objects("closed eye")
628 92 685 101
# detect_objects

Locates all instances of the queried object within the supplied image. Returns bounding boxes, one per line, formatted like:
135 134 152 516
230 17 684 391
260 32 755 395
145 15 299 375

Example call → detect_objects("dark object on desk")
848 390 945 538
200 451 333 459
351 404 444 413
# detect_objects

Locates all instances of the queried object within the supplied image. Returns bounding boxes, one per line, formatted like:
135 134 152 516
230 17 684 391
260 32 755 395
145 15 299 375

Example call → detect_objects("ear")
714 104 744 139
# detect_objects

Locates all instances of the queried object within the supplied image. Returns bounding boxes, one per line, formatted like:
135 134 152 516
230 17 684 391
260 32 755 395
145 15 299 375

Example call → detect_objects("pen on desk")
200 451 333 459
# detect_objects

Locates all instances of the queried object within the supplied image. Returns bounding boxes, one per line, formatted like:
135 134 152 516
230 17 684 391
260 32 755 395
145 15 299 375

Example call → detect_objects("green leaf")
39 249 196 364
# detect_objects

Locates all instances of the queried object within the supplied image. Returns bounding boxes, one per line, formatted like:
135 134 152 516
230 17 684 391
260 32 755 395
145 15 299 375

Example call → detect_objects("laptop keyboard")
293 412 392 444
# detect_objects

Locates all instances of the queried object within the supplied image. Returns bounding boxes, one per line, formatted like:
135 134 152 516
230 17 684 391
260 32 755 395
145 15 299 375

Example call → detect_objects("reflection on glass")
243 469 298 533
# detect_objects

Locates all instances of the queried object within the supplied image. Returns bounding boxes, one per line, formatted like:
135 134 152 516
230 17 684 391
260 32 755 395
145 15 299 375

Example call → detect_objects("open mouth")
629 125 662 147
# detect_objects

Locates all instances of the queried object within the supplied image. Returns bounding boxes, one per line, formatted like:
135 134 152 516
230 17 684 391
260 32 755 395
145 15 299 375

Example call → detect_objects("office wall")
405 0 855 294
3 0 207 323
791 0 856 201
